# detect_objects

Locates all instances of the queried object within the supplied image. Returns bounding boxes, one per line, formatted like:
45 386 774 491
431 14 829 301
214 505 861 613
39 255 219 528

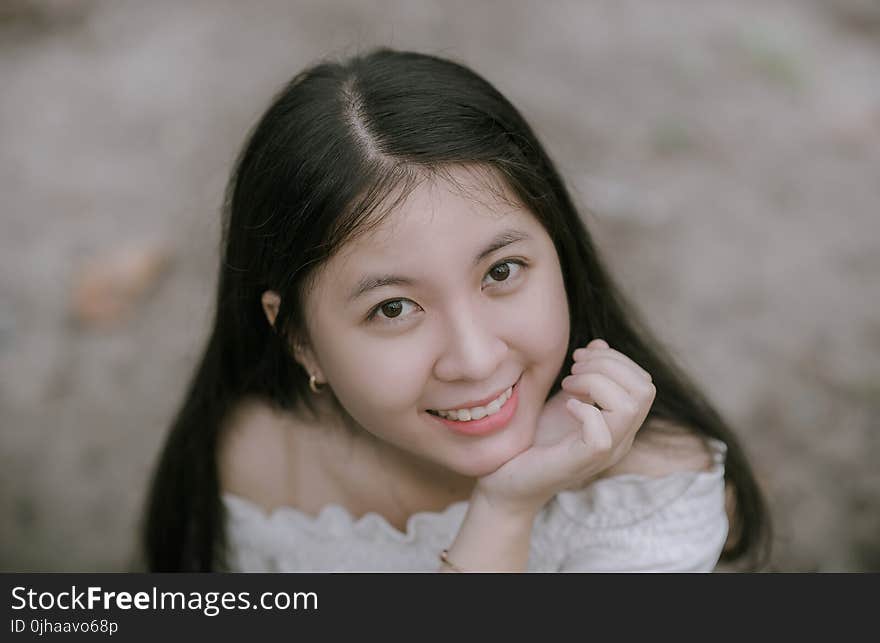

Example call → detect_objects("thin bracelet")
439 549 465 573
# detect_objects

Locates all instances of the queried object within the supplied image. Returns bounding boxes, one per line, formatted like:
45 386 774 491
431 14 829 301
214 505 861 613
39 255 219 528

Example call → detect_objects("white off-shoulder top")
221 439 729 572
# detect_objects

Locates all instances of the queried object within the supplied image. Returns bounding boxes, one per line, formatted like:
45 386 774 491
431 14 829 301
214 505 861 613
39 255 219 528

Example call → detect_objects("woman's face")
299 166 571 477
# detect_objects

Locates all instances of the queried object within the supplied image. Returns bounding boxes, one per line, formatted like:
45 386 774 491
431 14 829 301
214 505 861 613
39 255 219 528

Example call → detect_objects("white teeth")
435 385 514 421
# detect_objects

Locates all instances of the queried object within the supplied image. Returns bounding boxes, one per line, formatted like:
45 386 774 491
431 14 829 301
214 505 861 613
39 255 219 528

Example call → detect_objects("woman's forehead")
339 167 534 259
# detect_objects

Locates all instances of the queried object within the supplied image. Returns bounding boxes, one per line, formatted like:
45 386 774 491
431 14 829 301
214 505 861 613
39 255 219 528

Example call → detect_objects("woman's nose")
433 308 507 383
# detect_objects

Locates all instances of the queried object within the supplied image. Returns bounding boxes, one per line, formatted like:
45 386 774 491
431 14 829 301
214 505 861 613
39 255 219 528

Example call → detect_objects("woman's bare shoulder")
216 397 294 511
596 418 716 480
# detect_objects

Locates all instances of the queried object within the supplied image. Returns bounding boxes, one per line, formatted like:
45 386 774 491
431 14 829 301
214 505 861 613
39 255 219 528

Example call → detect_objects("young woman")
141 47 771 572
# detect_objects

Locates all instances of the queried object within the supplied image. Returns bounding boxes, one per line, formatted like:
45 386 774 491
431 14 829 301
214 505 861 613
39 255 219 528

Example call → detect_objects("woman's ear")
262 290 325 381
291 340 318 373
291 337 325 385
261 290 281 328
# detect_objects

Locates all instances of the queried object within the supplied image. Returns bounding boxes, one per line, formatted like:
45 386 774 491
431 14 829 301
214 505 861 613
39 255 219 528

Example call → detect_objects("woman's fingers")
570 356 655 399
560 371 632 415
573 344 652 382
563 398 612 461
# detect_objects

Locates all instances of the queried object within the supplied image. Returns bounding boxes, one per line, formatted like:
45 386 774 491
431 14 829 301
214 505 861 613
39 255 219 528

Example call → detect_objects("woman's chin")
448 439 533 478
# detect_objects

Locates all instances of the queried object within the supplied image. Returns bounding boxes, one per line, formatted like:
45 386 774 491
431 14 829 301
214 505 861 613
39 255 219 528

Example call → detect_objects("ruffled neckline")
222 438 727 540
222 492 469 544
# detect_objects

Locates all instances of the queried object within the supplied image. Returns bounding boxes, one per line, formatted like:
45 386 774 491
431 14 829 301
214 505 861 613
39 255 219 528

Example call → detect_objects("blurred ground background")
1 0 877 571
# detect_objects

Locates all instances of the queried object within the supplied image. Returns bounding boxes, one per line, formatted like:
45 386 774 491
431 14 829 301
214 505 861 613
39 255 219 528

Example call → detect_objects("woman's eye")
366 259 528 325
482 259 525 286
368 299 420 324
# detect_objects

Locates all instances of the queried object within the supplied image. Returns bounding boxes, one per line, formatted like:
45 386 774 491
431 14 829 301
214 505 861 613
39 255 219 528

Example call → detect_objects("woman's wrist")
439 486 540 572
471 480 549 520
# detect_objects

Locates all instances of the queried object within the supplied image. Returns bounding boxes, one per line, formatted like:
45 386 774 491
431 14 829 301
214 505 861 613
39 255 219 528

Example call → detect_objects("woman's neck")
289 400 476 530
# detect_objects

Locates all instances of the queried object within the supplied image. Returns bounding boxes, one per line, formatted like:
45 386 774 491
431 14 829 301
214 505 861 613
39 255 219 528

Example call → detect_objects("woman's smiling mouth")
426 375 522 436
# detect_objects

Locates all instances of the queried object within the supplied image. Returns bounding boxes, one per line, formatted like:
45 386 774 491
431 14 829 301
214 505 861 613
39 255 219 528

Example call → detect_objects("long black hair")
141 47 771 571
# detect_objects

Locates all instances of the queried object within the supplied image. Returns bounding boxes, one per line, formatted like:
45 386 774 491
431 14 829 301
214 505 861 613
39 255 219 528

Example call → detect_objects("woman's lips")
430 378 517 413
428 374 522 414
427 376 521 437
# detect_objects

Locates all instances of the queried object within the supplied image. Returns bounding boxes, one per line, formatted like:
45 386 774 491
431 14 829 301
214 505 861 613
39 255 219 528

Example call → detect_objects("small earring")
309 374 325 394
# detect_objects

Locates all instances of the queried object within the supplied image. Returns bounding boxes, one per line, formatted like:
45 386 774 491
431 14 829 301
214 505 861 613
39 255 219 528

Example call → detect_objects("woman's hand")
474 339 656 516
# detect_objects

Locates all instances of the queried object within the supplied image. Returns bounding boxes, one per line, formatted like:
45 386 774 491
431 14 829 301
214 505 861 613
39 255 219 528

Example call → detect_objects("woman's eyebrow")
347 228 532 303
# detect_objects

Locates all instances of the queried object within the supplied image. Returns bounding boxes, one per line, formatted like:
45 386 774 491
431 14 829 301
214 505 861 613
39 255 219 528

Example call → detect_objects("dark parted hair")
141 47 772 571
